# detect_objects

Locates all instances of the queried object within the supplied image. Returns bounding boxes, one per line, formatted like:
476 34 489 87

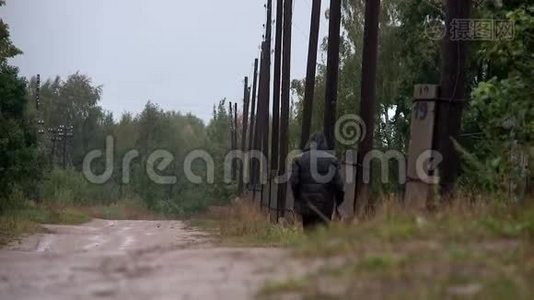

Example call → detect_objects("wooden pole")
355 0 381 215
323 0 342 149
271 0 283 174
248 59 259 153
253 44 267 201
229 101 236 180
261 0 273 172
229 101 234 150
62 134 67 169
277 0 293 220
258 0 273 208
248 59 259 194
434 0 471 198
234 102 238 154
300 0 321 150
238 77 250 195
35 74 41 110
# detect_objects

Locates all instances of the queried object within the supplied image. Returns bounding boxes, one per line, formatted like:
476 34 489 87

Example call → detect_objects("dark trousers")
301 213 329 231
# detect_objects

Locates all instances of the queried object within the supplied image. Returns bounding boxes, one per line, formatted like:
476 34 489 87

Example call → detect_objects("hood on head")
304 132 329 151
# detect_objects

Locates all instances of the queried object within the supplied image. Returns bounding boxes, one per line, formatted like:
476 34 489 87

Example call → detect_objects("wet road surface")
0 219 304 300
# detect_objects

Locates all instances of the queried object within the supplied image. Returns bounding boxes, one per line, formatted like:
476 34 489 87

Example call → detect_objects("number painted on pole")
414 102 428 121
413 84 439 100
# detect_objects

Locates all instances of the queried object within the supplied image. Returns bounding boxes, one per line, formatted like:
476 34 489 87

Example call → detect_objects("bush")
0 186 26 212
43 169 91 205
42 169 120 206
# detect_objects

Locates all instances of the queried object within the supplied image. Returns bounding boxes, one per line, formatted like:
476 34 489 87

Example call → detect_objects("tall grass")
191 199 304 247
43 169 119 206
297 194 534 257
0 169 160 245
256 195 534 299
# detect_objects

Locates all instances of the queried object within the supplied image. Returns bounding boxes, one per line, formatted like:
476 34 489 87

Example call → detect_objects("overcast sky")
3 0 329 123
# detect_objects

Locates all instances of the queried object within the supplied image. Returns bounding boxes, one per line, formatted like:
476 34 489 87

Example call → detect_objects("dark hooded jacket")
290 134 344 216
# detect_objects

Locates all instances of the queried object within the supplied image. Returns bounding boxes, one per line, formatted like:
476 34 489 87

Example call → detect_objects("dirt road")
0 219 305 300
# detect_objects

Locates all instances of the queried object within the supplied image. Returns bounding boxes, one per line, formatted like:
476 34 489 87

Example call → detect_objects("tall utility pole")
271 0 284 177
49 128 57 163
355 0 381 215
435 0 472 198
63 129 67 169
234 102 238 154
248 59 259 153
35 74 41 110
35 75 46 139
249 57 263 201
238 77 250 195
253 44 266 200
229 101 236 180
261 0 273 172
300 0 322 150
59 125 74 169
229 101 234 150
248 58 259 194
257 0 273 206
277 0 293 220
323 0 342 149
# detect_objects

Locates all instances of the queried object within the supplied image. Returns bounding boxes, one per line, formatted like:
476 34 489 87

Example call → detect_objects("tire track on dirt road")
0 219 309 299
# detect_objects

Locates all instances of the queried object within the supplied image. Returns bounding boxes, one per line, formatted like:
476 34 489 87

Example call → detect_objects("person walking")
290 133 344 230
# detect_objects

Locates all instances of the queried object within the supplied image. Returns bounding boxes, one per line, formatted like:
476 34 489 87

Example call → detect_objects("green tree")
206 99 234 203
462 5 534 194
0 6 43 210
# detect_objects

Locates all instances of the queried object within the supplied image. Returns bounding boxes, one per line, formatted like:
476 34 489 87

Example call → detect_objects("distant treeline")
22 72 240 215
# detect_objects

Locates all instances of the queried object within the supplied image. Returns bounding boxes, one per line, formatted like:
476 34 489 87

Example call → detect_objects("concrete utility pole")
435 0 472 198
355 0 381 215
323 0 342 149
300 0 322 150
238 77 250 195
277 0 293 220
405 84 440 210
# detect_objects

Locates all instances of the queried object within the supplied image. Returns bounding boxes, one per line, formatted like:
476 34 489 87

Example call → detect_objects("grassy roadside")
0 204 90 245
186 197 534 298
0 198 161 246
188 199 305 247
256 200 534 299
